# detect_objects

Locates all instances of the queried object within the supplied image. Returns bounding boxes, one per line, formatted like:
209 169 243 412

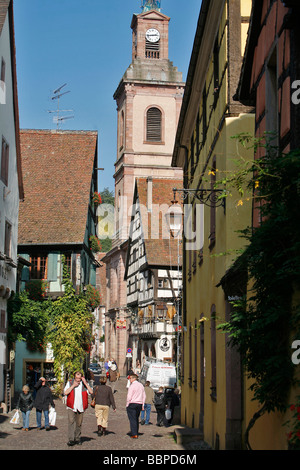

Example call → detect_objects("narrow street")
0 376 200 456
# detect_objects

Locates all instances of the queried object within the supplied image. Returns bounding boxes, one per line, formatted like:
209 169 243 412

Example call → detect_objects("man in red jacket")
64 371 93 446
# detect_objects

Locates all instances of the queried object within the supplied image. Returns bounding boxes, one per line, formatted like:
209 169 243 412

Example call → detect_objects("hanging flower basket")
89 235 102 253
92 191 102 207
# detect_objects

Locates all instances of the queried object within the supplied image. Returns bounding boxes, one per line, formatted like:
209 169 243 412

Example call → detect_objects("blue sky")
13 0 201 192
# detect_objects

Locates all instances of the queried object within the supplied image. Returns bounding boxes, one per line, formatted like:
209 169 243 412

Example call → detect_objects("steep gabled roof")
134 177 183 268
18 129 98 246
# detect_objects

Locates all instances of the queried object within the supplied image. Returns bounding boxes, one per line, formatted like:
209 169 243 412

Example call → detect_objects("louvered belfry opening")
145 39 160 59
146 107 162 141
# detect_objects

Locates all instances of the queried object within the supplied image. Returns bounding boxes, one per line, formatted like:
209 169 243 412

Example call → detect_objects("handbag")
90 386 98 408
10 410 20 425
165 408 172 420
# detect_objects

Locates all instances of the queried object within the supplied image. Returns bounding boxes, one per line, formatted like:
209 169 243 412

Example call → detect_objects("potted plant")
92 191 102 207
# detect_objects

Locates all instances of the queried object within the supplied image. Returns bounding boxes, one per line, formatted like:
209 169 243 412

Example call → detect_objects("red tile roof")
135 177 183 267
18 129 98 245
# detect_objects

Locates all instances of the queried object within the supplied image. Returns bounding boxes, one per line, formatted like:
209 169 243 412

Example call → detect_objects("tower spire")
141 0 161 12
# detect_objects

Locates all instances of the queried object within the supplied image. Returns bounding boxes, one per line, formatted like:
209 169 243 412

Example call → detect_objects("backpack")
154 392 164 407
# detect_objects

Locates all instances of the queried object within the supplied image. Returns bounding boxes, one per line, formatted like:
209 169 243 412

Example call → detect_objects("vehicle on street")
139 358 176 391
89 364 102 374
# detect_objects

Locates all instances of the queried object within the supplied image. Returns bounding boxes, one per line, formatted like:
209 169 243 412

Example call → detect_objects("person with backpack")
153 386 167 426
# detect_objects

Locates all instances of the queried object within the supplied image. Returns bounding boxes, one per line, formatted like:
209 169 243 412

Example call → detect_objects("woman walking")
92 375 116 436
16 385 34 431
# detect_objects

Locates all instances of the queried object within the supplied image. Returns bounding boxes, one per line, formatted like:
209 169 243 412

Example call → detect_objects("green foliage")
98 187 114 252
89 234 102 253
217 139 300 446
7 291 50 352
47 258 94 392
85 284 101 309
25 279 48 301
100 187 114 206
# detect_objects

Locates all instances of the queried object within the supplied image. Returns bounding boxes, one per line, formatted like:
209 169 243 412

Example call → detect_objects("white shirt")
64 381 87 413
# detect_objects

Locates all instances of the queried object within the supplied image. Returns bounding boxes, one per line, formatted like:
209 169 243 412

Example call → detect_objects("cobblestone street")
0 377 190 453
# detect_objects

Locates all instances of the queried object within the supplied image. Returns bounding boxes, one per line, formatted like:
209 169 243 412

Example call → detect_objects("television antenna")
48 83 74 129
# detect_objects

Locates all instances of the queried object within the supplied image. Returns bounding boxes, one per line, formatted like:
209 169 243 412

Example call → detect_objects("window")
1 58 5 84
1 137 9 186
4 221 12 257
145 39 160 59
202 86 207 144
30 255 48 280
119 110 125 150
209 156 216 250
146 107 162 142
1 58 5 102
266 47 278 147
0 310 5 331
210 305 217 401
213 37 219 106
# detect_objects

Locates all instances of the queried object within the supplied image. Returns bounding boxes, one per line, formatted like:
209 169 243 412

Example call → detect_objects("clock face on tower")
145 28 160 43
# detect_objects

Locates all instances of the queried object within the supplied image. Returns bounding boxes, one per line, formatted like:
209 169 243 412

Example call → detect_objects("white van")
139 358 176 391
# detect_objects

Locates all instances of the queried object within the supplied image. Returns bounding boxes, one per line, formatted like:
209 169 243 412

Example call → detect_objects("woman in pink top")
126 374 146 438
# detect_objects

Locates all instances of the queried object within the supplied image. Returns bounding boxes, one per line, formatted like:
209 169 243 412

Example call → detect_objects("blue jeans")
141 403 151 424
21 410 31 429
36 409 49 428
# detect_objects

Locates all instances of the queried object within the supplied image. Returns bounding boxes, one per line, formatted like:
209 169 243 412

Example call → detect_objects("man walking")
126 373 146 438
140 381 154 425
64 371 93 446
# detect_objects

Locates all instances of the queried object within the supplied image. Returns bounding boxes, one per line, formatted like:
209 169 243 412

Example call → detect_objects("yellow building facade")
172 0 254 449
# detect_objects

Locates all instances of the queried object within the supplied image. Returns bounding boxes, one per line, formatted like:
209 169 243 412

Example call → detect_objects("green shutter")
47 253 58 281
90 264 96 286
21 254 30 281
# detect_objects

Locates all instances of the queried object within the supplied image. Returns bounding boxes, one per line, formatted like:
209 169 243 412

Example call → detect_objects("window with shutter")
1 137 9 186
146 107 162 142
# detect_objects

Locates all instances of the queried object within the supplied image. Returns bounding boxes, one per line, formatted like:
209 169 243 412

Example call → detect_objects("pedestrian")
104 358 109 372
166 388 180 426
140 381 154 425
64 371 93 446
153 386 167 427
126 373 146 438
16 385 34 431
134 359 141 375
108 363 118 393
126 367 134 388
86 368 95 388
34 377 55 431
92 375 116 436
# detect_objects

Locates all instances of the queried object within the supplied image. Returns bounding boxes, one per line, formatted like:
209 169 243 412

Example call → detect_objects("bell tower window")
146 107 162 142
145 28 160 59
145 38 160 59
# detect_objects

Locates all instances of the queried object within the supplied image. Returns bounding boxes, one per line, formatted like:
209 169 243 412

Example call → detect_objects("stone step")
174 426 204 445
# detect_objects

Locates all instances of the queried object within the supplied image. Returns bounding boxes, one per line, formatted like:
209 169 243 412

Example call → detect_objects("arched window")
119 110 125 149
146 107 162 142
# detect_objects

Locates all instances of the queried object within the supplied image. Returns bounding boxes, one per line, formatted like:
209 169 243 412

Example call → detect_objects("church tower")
113 0 184 240
103 1 184 374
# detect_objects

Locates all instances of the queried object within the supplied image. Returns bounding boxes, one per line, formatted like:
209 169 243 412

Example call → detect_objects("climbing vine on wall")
217 136 300 449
